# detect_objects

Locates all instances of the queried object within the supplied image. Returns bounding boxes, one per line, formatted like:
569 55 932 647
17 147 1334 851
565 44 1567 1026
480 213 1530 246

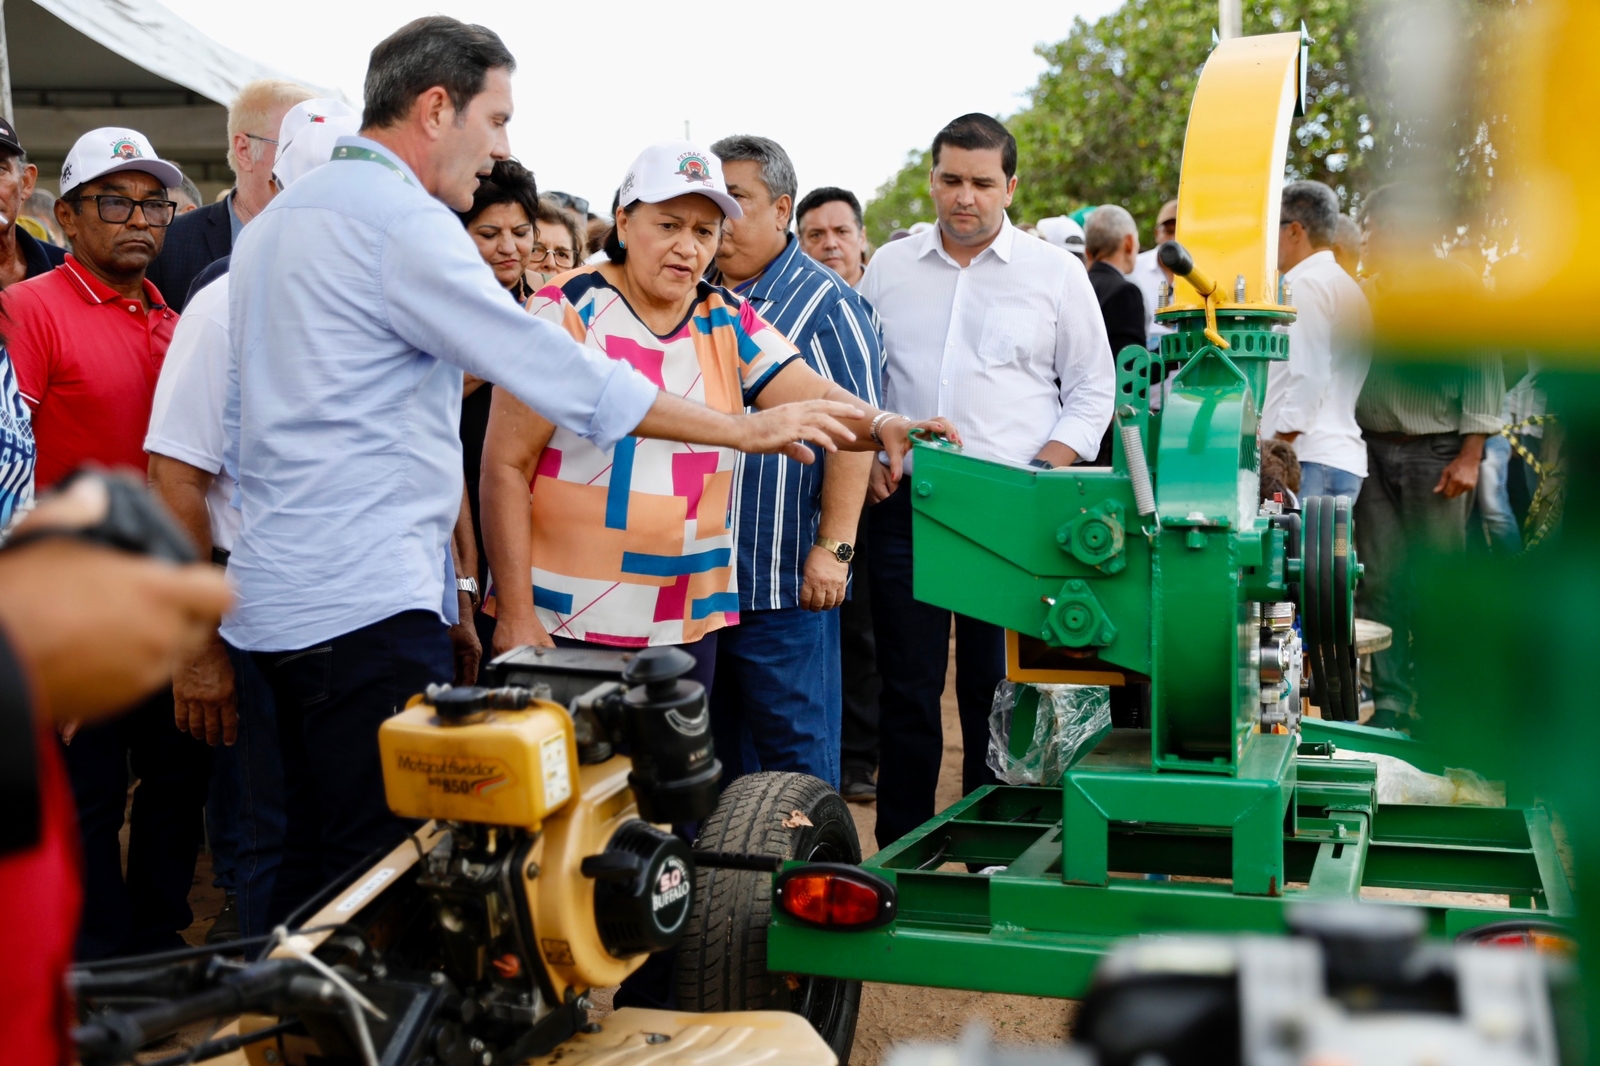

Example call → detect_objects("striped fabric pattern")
518 268 799 646
0 350 35 534
724 237 883 611
1354 359 1505 437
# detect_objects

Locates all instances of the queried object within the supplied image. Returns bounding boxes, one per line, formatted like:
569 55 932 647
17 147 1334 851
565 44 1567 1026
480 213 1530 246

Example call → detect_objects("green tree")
867 0 1372 248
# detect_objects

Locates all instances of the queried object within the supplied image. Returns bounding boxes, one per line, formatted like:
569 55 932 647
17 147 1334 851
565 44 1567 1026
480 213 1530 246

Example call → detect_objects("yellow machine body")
1169 30 1305 312
378 699 580 829
523 755 656 999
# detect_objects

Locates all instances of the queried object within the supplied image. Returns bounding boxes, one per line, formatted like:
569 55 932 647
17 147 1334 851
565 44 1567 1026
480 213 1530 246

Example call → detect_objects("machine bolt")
264 1053 281 1065
525 861 541 879
1186 529 1207 550
1234 273 1247 302
915 481 933 497
470 1039 487 1054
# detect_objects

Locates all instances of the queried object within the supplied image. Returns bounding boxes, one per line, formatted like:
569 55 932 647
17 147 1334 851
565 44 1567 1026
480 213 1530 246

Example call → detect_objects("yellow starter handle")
1157 240 1229 350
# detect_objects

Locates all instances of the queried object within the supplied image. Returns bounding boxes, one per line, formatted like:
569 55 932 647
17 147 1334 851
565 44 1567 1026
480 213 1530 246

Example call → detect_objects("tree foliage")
864 0 1517 254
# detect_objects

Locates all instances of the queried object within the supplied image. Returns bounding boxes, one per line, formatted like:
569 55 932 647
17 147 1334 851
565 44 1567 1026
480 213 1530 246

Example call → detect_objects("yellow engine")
380 689 578 829
371 645 720 1003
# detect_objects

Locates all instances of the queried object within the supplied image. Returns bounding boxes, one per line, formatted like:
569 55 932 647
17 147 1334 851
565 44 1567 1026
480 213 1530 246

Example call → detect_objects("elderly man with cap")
145 99 362 943
0 118 67 289
2 126 211 958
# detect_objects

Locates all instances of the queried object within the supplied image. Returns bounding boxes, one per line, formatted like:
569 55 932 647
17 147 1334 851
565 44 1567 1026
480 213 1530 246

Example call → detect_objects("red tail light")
775 863 896 930
1458 920 1576 957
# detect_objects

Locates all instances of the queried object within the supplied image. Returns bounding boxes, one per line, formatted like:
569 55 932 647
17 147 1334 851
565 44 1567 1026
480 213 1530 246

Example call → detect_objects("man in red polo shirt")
3 127 213 960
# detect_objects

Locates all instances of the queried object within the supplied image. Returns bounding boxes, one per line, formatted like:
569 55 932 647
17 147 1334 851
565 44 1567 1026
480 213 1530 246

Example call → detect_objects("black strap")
0 629 41 857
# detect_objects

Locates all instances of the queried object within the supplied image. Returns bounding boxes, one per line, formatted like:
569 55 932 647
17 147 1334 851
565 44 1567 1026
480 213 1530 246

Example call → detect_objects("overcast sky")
160 0 1122 213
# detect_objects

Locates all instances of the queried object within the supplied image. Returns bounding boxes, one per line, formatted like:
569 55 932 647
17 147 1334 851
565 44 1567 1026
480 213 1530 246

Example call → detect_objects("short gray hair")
710 135 797 207
175 174 203 211
1084 204 1137 259
1281 180 1341 248
1332 214 1360 256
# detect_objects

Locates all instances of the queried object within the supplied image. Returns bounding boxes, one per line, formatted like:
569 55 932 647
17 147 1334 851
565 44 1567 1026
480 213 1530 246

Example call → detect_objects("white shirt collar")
1284 248 1336 284
919 214 1018 268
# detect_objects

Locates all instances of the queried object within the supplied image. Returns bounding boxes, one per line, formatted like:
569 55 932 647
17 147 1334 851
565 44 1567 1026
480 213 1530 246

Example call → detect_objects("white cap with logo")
59 127 184 198
1037 215 1086 253
272 98 363 190
618 140 742 220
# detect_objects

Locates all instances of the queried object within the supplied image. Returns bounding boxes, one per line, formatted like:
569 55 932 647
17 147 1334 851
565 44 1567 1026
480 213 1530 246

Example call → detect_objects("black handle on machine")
1157 240 1219 298
73 959 305 1066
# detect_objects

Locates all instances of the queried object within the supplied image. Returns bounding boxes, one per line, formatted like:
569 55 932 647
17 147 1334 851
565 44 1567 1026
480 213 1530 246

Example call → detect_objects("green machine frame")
766 327 1573 997
766 31 1574 1001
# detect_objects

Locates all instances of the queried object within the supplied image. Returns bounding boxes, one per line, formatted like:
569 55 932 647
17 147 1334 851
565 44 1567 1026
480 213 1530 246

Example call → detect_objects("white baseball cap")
272 99 363 190
618 140 741 220
1037 215 1086 253
59 127 183 198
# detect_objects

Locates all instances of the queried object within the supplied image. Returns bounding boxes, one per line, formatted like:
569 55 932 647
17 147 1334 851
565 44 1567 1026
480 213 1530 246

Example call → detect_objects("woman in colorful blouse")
480 141 950 690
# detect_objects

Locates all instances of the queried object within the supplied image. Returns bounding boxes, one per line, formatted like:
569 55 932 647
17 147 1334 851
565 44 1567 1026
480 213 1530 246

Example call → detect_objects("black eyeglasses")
68 195 178 227
545 191 590 217
530 244 577 267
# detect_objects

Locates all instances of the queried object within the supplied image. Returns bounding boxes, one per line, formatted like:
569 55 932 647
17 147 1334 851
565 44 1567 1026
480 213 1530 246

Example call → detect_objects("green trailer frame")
764 337 1575 998
769 739 1573 999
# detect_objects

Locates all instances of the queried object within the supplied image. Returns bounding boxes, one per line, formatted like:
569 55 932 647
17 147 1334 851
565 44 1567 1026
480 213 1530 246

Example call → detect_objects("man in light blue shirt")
224 16 865 918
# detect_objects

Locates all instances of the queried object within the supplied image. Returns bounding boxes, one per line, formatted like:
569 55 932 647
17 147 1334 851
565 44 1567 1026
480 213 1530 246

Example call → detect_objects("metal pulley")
1299 495 1361 722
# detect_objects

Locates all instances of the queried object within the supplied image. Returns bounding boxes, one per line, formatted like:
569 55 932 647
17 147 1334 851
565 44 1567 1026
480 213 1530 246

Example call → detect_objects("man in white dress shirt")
1261 180 1372 502
858 113 1113 847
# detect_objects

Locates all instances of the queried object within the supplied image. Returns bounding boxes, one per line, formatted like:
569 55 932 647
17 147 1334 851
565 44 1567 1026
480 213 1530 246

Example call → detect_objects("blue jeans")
1299 461 1364 504
1476 433 1521 553
255 610 452 924
710 607 842 789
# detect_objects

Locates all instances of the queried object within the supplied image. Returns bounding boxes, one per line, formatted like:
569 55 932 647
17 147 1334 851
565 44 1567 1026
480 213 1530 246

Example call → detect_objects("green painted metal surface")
766 781 1572 998
769 281 1576 1004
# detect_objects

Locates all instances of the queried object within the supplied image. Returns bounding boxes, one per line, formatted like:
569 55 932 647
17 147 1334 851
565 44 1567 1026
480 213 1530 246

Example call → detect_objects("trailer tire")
677 771 863 1064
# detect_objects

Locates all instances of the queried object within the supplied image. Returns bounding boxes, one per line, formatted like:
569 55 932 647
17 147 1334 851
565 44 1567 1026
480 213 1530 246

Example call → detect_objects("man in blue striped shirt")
709 136 882 790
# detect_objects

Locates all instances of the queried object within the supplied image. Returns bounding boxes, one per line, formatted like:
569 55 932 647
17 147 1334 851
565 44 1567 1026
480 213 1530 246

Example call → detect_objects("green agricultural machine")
764 30 1576 1001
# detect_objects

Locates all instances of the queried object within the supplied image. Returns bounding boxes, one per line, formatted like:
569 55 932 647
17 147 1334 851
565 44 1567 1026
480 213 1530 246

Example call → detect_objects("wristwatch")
815 536 855 563
456 576 480 608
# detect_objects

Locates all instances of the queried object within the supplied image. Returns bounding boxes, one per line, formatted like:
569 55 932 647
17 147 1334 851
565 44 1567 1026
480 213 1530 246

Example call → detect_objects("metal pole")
0 0 13 125
1219 0 1242 39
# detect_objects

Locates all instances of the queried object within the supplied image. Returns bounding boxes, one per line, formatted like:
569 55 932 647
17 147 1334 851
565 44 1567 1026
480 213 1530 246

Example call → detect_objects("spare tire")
676 771 863 1064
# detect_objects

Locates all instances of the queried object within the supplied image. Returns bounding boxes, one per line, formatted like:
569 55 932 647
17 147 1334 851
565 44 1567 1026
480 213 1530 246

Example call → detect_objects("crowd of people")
0 12 1551 1057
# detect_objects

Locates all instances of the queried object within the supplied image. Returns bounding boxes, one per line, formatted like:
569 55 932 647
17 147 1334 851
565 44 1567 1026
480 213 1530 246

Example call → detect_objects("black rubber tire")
676 772 863 1064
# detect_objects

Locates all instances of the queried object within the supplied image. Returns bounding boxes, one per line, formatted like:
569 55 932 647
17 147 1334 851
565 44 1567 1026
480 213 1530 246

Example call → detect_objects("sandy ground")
840 652 1077 1066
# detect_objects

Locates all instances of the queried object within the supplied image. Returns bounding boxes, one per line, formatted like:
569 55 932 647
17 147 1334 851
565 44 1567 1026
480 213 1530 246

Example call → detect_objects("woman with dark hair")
459 158 541 302
455 158 541 649
479 141 953 694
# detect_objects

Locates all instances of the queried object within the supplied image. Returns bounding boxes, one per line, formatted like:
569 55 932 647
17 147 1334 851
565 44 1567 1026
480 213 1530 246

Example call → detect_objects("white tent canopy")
4 0 344 194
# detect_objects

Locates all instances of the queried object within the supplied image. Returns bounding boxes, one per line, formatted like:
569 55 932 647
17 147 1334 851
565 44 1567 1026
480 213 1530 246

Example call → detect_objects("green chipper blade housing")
766 29 1574 1001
